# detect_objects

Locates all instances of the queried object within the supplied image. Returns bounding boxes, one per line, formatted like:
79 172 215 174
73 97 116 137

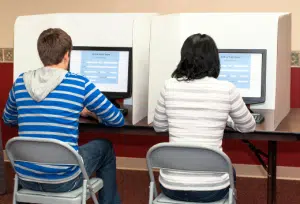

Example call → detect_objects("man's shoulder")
65 72 89 83
14 73 25 83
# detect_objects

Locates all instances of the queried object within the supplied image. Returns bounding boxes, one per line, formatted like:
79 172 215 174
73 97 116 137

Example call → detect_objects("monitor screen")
218 49 266 104
69 47 132 97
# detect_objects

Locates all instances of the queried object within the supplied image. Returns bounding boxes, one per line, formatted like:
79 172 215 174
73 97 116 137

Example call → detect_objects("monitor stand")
109 98 129 116
247 105 264 124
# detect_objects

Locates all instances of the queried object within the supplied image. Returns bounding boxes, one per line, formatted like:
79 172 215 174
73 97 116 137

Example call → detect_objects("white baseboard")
4 151 300 180
116 157 300 180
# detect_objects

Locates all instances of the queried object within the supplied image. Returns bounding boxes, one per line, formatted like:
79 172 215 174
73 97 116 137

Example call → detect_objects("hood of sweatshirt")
23 67 67 102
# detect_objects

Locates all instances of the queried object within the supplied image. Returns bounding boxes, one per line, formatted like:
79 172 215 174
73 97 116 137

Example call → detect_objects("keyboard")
252 113 264 124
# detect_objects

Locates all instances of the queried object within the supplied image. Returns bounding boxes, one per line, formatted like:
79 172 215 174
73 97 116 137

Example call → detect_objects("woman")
153 33 256 202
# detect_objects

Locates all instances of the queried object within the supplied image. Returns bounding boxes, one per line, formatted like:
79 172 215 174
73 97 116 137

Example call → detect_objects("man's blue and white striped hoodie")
3 67 124 184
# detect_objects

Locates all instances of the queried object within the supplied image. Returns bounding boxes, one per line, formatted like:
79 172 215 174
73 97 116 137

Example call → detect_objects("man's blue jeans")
19 139 121 204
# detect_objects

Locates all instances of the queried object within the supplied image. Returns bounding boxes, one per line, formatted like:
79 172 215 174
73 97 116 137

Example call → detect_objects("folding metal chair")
6 137 103 204
146 143 236 204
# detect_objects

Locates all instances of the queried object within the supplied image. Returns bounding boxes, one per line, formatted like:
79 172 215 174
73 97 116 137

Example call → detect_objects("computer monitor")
69 46 132 100
218 49 267 105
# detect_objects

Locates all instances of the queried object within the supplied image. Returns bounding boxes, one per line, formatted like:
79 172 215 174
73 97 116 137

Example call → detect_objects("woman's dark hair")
172 33 220 81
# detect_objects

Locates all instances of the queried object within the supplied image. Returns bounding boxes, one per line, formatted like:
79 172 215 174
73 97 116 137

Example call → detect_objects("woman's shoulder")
215 79 235 88
163 78 177 86
203 78 237 93
163 77 236 91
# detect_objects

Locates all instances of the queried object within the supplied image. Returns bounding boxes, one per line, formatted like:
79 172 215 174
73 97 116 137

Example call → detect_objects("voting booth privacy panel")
148 13 291 131
14 13 157 125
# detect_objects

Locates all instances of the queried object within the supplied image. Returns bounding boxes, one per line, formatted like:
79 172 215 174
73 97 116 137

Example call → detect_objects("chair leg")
90 191 99 204
82 180 87 204
149 182 154 204
13 175 18 204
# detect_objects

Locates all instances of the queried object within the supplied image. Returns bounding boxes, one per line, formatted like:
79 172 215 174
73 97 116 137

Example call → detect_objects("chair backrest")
5 137 88 179
146 143 235 188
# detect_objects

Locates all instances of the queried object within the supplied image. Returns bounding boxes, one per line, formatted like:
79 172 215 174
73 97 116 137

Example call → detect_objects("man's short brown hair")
37 28 72 66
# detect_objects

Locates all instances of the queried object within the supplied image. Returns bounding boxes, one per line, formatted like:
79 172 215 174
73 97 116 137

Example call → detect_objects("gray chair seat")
154 193 229 204
6 137 103 204
146 143 236 204
16 178 103 204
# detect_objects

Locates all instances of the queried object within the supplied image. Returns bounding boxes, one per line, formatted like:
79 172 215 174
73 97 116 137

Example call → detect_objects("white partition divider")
148 14 181 124
274 15 291 128
14 14 61 78
14 13 157 125
148 13 291 130
131 15 154 124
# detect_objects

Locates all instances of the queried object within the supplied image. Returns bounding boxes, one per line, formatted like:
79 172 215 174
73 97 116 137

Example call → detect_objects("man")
3 28 123 204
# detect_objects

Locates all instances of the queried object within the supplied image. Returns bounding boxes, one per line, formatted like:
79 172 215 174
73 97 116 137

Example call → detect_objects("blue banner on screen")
69 49 130 93
80 51 119 84
218 53 251 89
